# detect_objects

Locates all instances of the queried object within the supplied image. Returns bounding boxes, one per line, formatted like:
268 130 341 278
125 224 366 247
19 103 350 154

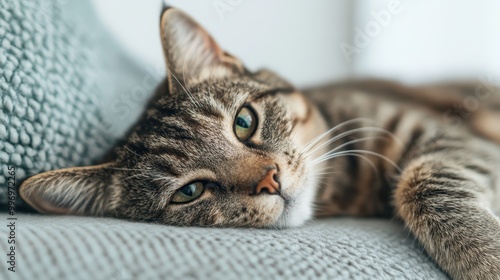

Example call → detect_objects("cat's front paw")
451 253 500 280
421 217 500 280
440 225 500 280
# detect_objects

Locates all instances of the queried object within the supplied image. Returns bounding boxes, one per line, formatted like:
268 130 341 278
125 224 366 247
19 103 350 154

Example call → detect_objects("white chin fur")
274 177 317 228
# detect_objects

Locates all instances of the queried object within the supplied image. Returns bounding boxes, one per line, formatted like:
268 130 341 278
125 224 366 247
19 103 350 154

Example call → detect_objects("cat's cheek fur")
274 167 320 228
270 99 329 228
276 180 316 228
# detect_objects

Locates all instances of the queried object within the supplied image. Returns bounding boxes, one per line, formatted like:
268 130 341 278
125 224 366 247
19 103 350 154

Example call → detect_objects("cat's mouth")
270 191 314 228
273 198 304 228
271 168 316 228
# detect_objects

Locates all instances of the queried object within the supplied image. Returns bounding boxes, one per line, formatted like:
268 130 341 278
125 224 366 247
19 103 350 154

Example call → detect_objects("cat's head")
19 8 328 228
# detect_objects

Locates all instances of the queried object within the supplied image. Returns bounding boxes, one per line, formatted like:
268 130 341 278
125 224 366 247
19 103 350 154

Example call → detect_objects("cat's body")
19 8 500 280
306 80 500 218
308 80 500 279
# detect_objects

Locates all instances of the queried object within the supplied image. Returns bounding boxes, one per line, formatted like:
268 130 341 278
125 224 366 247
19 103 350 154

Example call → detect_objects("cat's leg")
394 139 500 280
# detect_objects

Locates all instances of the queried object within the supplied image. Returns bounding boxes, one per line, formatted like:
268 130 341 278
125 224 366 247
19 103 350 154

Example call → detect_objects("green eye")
171 182 205 204
234 106 257 141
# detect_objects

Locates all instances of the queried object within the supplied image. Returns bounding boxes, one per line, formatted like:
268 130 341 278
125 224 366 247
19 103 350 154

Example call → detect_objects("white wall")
350 0 500 84
91 0 499 86
90 0 354 87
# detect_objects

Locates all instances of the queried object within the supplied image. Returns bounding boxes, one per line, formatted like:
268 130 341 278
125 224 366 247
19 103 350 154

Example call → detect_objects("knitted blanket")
0 213 448 280
0 0 149 206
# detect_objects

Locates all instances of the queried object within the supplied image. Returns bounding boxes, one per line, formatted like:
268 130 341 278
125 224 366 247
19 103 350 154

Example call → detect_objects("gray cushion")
0 213 447 280
0 0 149 206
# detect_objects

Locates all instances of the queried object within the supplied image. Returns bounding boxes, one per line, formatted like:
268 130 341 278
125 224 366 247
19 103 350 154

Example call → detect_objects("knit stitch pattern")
0 0 146 206
0 213 448 280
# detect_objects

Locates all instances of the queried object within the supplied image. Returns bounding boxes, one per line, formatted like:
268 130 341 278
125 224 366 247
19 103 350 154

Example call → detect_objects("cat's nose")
254 168 281 195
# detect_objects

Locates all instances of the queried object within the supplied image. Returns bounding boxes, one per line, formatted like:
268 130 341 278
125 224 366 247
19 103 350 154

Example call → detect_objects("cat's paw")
451 256 500 280
446 225 500 280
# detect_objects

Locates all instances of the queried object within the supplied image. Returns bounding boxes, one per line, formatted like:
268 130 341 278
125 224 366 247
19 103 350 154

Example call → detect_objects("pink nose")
255 169 280 195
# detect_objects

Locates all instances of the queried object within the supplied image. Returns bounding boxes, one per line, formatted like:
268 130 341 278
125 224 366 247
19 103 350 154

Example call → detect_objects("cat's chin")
273 179 317 229
274 204 312 229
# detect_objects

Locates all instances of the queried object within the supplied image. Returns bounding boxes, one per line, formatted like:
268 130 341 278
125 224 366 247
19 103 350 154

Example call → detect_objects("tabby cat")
19 7 500 280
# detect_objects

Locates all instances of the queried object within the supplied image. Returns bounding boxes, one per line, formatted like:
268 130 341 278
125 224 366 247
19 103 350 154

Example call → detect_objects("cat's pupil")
181 184 195 196
236 117 249 129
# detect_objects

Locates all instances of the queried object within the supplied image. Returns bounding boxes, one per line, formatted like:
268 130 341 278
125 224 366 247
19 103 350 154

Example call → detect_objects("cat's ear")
160 8 244 93
19 163 119 216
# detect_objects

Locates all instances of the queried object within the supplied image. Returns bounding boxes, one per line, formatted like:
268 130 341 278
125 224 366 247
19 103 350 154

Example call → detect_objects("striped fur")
308 83 500 279
19 7 500 280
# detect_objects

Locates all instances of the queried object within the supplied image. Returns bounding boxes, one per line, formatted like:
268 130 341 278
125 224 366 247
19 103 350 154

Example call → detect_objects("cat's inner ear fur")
19 163 119 216
160 8 244 93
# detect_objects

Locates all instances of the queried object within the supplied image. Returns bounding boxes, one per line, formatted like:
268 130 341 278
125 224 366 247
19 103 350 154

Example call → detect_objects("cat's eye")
234 106 257 141
171 182 205 204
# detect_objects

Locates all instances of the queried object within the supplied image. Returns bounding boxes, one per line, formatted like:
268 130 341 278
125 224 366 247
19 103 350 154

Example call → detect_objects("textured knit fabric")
0 0 150 206
0 213 448 280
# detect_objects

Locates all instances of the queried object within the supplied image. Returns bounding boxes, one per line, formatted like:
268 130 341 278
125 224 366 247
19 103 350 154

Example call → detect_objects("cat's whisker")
311 135 388 160
313 172 340 176
169 71 201 108
149 175 178 188
303 118 372 148
313 163 337 170
121 146 141 158
312 175 329 182
105 167 151 172
304 126 404 158
316 152 379 177
311 149 401 172
311 166 337 174
312 166 340 176
299 118 372 155
181 61 205 109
